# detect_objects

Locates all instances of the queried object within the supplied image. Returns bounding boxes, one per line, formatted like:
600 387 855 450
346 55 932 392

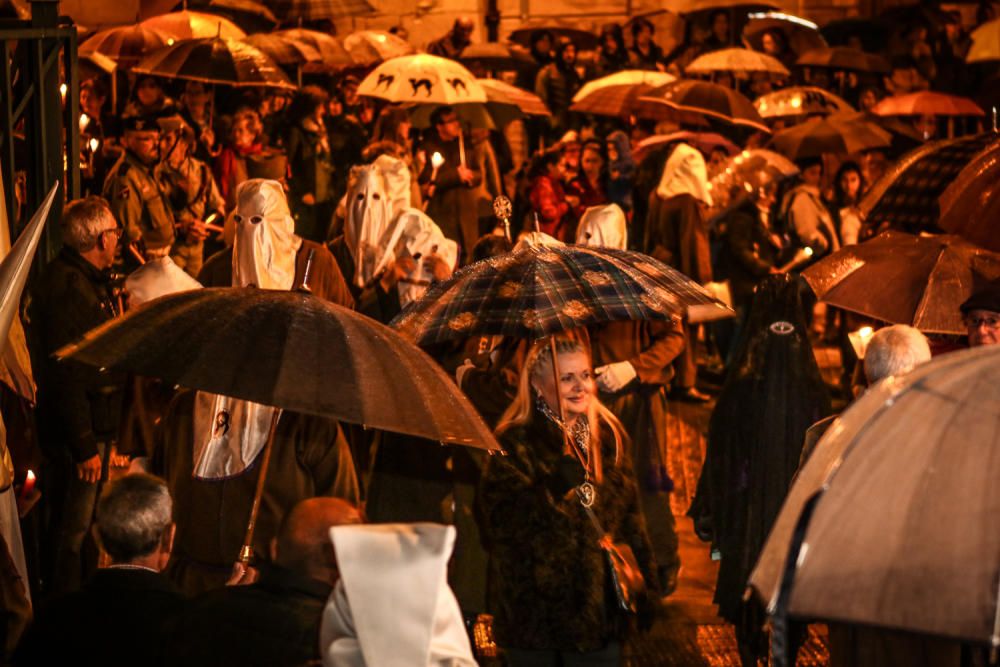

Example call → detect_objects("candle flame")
431 151 445 168
26 470 34 483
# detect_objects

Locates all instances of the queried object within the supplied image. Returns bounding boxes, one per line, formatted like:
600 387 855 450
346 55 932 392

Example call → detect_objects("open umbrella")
508 19 599 50
707 148 798 208
570 70 676 117
796 46 890 73
633 131 739 162
742 12 827 54
479 78 549 116
685 47 790 77
343 30 415 65
820 17 888 52
358 54 486 106
79 24 173 66
243 33 321 66
754 86 852 119
142 10 246 40
274 29 354 68
640 79 769 132
872 91 985 118
392 242 732 347
459 42 534 72
195 0 278 32
673 0 778 13
937 139 1000 252
860 132 999 235
801 231 1000 334
768 114 890 159
271 0 374 21
410 81 547 130
750 345 1000 654
133 37 295 89
967 18 1000 63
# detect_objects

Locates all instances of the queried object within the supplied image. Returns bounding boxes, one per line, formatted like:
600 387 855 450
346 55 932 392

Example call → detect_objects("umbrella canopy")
133 36 295 89
967 18 1000 63
754 86 853 119
507 19 599 50
392 243 731 346
708 148 798 207
640 79 769 132
141 10 246 41
768 114 890 159
459 42 534 72
796 46 890 73
270 0 374 21
79 24 173 66
195 0 278 32
358 54 486 106
750 345 1000 645
820 17 888 52
478 78 549 116
274 29 354 68
742 12 827 54
937 139 1000 252
633 131 739 162
407 81 548 131
343 30 415 66
860 132 999 235
243 33 321 66
872 91 985 117
570 70 676 117
673 0 778 13
685 47 790 76
58 288 498 449
801 231 1000 334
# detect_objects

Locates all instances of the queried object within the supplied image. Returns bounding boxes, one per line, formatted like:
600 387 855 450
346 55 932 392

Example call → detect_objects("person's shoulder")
198 246 234 286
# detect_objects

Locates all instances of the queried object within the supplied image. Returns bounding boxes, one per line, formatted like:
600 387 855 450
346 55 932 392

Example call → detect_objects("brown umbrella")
342 30 415 66
508 19 599 50
459 42 535 72
243 33 322 66
133 36 295 89
270 0 375 21
750 345 1000 651
79 24 172 66
198 0 278 32
274 28 354 69
967 17 1000 63
938 140 1000 252
685 47 790 76
801 231 1000 334
872 91 985 117
796 46 890 73
141 10 246 40
478 78 550 116
768 114 890 159
570 70 676 117
640 79 770 132
742 12 828 54
754 86 853 119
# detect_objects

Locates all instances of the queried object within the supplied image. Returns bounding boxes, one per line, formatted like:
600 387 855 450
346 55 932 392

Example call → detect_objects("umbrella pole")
238 409 282 564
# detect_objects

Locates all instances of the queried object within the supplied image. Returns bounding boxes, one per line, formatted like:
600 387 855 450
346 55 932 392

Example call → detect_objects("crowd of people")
0 3 998 666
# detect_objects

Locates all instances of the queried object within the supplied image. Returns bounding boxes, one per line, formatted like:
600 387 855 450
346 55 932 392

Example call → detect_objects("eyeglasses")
964 315 1000 329
100 227 123 239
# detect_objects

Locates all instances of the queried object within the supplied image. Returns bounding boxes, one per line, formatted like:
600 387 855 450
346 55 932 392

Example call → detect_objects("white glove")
595 361 637 393
455 358 476 389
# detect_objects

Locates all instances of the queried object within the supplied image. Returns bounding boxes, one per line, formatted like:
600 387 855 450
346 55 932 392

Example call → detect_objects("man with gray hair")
31 196 126 593
14 474 184 666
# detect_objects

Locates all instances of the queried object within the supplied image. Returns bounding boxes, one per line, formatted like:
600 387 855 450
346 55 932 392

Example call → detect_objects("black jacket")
31 247 123 461
14 568 183 667
479 415 655 652
717 198 783 310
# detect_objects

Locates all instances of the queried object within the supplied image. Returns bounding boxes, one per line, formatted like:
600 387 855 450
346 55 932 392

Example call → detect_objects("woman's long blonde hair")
495 337 627 484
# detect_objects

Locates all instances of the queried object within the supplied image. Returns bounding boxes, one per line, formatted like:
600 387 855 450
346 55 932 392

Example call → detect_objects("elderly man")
14 474 183 666
163 498 362 667
31 197 125 593
960 282 1000 347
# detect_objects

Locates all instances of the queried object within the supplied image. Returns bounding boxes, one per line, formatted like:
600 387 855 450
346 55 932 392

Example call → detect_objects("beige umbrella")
79 24 172 66
358 54 486 106
570 70 676 117
750 345 1000 653
685 47 790 76
754 86 853 119
343 30 415 66
966 18 1000 63
141 10 246 41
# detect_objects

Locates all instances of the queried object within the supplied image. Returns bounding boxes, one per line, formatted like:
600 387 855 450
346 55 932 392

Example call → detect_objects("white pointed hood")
321 523 476 667
125 256 202 307
345 165 393 289
377 209 457 307
656 142 713 207
575 203 628 250
231 179 301 290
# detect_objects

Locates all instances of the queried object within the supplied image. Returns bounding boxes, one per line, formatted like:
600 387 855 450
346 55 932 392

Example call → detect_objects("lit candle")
59 83 67 103
430 151 445 181
79 113 90 134
20 470 35 499
89 137 99 153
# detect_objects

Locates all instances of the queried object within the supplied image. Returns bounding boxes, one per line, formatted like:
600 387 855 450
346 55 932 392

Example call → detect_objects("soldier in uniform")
103 116 176 262
155 115 223 277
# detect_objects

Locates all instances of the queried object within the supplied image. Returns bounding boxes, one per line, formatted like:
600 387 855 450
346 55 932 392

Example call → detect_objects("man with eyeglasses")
31 196 126 593
960 283 1000 347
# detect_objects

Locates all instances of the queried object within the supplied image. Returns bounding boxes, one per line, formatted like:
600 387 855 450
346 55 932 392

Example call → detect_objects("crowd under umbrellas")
0 0 1000 664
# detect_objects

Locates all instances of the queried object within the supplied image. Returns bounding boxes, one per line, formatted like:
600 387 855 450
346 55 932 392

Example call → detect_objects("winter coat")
529 174 572 240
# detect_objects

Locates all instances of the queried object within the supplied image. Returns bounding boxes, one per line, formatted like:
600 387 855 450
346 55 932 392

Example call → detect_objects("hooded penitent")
231 179 302 291
345 165 393 289
575 203 628 250
321 523 477 667
656 142 713 207
691 273 830 660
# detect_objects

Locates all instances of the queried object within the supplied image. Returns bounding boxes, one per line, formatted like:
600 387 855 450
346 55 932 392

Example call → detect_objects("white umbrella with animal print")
357 54 487 106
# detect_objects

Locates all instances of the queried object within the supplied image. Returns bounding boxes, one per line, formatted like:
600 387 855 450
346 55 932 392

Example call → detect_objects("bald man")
163 498 363 667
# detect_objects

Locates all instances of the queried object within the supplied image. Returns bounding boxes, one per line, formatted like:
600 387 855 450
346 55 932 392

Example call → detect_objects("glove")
595 361 637 393
455 358 476 389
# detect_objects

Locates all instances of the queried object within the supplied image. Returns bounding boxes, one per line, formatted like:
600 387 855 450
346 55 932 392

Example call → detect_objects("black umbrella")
133 36 295 89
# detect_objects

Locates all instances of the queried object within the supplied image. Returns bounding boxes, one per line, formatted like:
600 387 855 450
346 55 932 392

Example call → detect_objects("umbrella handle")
239 409 282 564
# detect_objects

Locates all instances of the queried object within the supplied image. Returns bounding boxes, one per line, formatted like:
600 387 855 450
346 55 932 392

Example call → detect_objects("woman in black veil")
690 274 831 665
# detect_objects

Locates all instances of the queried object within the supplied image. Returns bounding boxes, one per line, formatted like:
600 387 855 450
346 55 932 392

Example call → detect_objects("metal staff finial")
492 195 512 243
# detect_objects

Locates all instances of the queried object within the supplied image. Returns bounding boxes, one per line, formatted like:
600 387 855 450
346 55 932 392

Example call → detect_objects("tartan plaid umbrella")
391 243 732 346
860 132 999 235
79 24 172 66
141 10 246 41
270 0 375 21
133 37 295 89
570 70 676 117
754 86 853 119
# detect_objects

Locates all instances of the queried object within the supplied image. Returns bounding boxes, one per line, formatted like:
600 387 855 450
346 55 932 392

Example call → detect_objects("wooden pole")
239 409 282 564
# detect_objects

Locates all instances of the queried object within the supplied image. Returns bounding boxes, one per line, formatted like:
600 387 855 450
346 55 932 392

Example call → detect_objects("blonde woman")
479 337 656 666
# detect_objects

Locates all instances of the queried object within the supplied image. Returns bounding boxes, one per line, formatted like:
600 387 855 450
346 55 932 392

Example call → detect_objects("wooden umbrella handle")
239 409 282 564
